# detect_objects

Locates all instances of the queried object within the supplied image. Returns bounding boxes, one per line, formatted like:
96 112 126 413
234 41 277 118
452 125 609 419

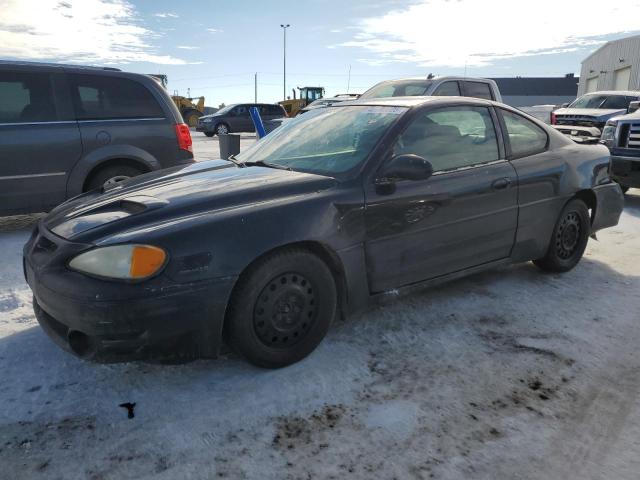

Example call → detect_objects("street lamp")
280 24 290 101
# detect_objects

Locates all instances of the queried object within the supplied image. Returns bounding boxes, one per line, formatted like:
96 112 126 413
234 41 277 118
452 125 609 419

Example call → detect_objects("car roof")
333 95 498 109
582 90 640 96
374 76 495 84
0 59 122 72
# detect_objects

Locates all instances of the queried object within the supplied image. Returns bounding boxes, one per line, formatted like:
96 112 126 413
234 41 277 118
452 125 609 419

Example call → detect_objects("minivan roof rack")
0 60 122 71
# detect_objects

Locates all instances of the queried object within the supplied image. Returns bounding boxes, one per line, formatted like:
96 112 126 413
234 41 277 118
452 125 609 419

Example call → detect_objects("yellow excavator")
279 86 325 116
148 74 205 127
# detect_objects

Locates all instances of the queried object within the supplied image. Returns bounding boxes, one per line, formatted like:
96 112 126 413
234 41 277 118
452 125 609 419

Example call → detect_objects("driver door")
364 105 518 292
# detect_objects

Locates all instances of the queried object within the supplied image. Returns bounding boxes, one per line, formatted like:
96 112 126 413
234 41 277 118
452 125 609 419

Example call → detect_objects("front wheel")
533 199 590 272
204 131 215 137
215 123 229 135
225 249 337 368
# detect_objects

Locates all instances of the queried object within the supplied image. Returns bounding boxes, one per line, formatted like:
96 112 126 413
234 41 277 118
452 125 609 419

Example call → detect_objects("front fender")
66 145 161 197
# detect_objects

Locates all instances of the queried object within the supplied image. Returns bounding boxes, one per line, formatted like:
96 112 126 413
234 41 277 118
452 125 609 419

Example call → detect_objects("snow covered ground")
1 142 639 478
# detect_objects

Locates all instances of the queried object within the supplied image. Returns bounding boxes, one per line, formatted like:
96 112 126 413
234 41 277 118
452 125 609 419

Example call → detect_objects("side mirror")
560 102 570 108
377 154 434 183
628 101 640 114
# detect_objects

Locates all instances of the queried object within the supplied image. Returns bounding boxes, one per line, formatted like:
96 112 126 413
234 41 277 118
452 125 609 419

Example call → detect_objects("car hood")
44 160 337 241
554 108 627 120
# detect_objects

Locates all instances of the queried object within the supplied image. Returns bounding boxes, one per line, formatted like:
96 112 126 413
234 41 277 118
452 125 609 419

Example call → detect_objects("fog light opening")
67 330 94 357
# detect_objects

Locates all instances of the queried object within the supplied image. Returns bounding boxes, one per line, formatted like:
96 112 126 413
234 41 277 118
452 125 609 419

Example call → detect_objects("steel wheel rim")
556 211 581 259
253 273 317 349
217 125 228 134
103 175 130 188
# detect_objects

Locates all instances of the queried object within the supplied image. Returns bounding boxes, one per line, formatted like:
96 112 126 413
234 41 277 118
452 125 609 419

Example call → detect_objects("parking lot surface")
1 139 639 478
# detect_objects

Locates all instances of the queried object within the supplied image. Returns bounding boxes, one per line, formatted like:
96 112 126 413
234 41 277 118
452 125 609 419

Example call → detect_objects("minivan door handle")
491 177 512 190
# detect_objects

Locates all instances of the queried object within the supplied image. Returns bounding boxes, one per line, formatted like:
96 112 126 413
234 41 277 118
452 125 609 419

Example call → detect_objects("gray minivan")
0 61 194 215
196 103 287 136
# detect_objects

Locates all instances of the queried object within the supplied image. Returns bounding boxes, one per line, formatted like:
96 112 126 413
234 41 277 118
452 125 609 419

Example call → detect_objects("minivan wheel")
533 199 590 273
215 123 229 135
225 249 337 369
85 165 144 191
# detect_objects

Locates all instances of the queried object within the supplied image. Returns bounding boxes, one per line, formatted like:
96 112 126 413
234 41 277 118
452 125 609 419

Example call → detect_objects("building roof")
490 77 579 96
582 34 640 63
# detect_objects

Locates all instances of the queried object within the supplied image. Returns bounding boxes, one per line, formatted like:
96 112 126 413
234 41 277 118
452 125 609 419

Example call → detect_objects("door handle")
492 177 512 190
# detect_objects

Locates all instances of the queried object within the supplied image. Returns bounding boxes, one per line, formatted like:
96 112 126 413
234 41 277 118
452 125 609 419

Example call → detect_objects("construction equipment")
147 74 205 127
278 86 325 116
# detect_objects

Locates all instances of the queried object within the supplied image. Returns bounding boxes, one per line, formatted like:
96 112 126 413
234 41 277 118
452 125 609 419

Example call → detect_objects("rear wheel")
226 249 337 368
533 199 590 272
204 132 215 137
85 164 144 191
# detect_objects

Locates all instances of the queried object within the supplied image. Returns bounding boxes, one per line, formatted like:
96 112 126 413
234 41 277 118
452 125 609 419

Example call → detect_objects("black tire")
85 164 144 191
204 132 215 137
533 198 590 273
215 123 230 135
226 249 337 368
621 185 630 194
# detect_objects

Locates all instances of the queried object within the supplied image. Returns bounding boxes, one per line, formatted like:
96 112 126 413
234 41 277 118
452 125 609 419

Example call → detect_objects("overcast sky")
1 0 640 107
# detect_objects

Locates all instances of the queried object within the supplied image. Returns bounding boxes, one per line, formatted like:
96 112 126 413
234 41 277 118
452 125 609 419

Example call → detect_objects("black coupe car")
24 96 624 368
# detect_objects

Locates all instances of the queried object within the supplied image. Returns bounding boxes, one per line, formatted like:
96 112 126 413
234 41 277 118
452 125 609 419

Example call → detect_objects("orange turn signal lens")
129 245 167 279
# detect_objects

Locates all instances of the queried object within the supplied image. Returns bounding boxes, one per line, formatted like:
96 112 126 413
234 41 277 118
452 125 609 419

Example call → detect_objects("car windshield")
569 94 637 110
360 80 433 100
236 105 406 176
215 104 235 115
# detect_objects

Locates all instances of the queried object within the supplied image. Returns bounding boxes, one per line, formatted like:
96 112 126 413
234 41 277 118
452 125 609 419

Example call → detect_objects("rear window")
0 71 56 123
360 80 432 99
69 74 164 120
433 81 461 96
463 81 494 100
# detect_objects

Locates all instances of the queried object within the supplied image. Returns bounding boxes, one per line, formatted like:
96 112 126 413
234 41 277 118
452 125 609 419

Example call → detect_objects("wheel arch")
573 188 597 225
66 145 160 197
82 157 152 192
222 240 349 335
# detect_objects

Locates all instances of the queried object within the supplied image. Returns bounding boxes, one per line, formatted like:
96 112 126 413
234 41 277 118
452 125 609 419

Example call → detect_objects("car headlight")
68 244 167 280
601 120 617 145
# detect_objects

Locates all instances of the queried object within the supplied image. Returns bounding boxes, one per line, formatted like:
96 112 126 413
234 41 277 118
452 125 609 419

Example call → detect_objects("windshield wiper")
243 160 292 171
225 155 245 168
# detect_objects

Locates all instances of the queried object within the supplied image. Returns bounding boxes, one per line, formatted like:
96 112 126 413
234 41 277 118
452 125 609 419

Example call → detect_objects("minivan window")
69 74 164 120
0 72 56 123
269 105 284 115
234 105 248 115
463 81 494 100
393 106 499 172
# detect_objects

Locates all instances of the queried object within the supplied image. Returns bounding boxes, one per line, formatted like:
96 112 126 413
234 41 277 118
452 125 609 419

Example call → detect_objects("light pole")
280 24 290 101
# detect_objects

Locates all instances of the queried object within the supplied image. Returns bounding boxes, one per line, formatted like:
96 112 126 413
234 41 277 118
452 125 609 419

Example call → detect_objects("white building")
579 35 640 95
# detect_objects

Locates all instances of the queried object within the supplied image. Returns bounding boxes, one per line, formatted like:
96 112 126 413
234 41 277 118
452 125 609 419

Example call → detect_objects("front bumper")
553 125 602 144
591 182 625 233
24 224 236 362
610 153 640 188
196 122 214 132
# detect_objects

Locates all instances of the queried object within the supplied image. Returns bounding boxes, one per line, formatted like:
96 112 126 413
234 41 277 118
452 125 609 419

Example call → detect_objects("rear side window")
433 81 460 96
0 71 56 123
500 109 548 158
69 74 164 120
463 81 494 100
